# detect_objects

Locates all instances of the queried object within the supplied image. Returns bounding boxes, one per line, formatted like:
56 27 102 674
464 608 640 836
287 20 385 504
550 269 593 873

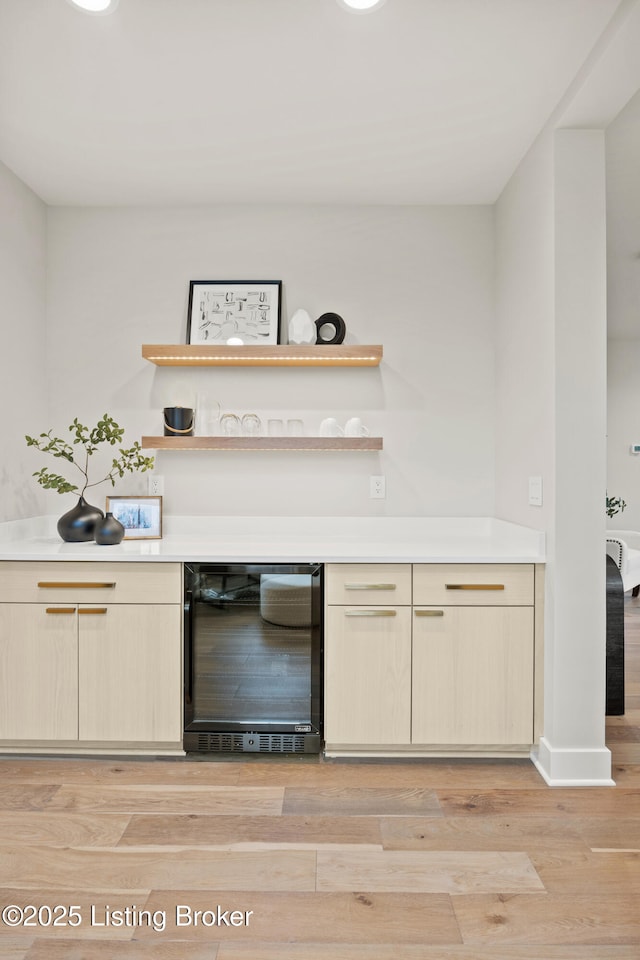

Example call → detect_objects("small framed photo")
187 280 282 345
106 495 163 540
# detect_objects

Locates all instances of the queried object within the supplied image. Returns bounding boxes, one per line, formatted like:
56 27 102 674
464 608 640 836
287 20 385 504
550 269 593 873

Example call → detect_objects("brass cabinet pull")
445 584 505 591
38 581 116 589
345 609 397 617
415 609 444 617
344 583 396 591
78 608 108 615
45 607 76 614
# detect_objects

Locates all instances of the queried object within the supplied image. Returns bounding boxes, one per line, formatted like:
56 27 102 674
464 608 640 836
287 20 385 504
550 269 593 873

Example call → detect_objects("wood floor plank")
0 786 60 811
282 786 442 817
119 814 382 848
574 816 640 850
23 941 219 959
217 947 640 960
0 812 130 847
0 759 241 786
610 762 640 785
453 893 640 945
531 850 640 894
0 847 316 892
380 815 589 852
609 743 640 764
137 891 459 943
0 936 33 960
438 788 640 818
316 849 544 894
605 725 640 741
236 759 547 789
44 785 284 816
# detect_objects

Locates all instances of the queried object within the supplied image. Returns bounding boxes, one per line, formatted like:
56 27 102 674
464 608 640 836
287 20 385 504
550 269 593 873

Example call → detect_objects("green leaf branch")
26 414 155 498
606 494 627 518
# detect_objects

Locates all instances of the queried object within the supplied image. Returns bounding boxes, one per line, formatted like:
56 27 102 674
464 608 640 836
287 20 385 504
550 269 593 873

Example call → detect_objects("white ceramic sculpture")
288 308 316 345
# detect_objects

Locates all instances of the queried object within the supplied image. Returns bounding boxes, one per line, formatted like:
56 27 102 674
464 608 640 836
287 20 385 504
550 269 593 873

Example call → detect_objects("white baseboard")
531 737 615 786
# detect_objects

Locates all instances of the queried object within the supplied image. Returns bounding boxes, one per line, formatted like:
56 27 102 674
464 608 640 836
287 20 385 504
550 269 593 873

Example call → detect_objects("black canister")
164 406 194 437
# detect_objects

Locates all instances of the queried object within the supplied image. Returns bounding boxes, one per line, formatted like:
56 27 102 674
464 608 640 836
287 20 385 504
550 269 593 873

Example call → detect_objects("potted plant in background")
26 414 155 543
606 494 627 519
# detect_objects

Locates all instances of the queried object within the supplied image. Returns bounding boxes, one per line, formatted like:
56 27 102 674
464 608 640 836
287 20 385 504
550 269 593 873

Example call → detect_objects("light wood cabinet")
77 603 181 743
325 606 412 745
0 604 78 741
411 605 534 746
0 562 182 755
324 562 537 757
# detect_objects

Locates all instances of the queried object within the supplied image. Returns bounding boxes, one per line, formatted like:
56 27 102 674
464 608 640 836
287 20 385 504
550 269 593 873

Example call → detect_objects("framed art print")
187 280 282 345
106 495 163 540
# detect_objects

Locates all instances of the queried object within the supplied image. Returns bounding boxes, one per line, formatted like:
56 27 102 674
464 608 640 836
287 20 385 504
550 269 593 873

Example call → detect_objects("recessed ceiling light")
337 0 386 12
66 0 119 13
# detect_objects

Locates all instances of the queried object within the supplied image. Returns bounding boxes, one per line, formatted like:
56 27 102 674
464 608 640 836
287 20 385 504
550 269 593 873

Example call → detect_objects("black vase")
94 511 125 546
57 496 104 543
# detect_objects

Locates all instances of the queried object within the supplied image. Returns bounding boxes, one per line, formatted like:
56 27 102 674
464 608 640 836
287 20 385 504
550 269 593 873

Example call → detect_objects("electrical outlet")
149 475 164 496
370 475 386 499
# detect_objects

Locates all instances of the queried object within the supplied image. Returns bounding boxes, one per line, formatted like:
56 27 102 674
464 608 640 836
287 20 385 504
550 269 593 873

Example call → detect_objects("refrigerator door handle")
184 590 193 705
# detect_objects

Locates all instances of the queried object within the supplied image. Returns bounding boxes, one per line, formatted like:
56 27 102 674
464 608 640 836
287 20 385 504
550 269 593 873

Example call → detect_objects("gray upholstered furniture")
606 530 640 596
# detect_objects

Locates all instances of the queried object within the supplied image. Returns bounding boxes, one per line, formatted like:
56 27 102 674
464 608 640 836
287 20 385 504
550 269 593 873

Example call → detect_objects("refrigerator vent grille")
195 733 308 754
196 733 244 753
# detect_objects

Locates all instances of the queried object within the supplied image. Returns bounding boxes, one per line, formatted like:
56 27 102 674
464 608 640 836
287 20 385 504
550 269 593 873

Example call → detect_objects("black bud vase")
94 511 125 546
57 496 104 543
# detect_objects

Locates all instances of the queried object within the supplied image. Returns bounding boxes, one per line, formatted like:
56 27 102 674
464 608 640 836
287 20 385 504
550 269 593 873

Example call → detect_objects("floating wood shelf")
141 436 383 452
141 344 383 367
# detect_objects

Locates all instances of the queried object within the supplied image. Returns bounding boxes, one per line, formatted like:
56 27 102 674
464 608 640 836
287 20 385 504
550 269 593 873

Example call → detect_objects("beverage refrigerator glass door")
183 562 323 753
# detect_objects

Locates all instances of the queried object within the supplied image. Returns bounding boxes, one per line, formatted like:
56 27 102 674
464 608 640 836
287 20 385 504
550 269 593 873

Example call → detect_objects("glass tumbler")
241 413 262 436
220 413 241 436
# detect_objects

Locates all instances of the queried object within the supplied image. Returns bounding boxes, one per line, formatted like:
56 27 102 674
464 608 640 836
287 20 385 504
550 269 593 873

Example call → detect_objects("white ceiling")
0 0 624 206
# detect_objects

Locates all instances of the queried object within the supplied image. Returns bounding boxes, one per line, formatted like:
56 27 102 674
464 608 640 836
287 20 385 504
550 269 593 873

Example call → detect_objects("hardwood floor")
0 607 639 958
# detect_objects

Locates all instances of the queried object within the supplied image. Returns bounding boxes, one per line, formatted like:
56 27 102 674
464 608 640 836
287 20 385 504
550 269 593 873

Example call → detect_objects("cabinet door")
78 604 181 744
0 604 78 740
325 606 411 745
411 606 534 746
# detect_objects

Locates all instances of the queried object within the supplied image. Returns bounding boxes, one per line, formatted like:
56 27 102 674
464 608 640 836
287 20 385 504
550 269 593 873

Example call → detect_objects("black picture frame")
186 280 282 345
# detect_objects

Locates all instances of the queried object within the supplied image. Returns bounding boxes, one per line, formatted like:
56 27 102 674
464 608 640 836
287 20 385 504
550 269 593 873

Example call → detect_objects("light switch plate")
528 475 543 507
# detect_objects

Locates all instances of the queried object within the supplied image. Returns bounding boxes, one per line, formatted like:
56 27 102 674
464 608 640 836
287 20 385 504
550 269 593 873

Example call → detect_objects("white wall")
494 131 555 530
606 88 640 530
44 204 495 518
0 160 47 521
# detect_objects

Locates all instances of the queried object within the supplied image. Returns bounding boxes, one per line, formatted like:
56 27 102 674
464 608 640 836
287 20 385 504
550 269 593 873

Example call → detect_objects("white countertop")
0 515 545 563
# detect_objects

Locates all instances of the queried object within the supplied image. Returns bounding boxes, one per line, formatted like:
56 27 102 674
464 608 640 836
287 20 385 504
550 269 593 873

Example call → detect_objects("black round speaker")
315 312 346 344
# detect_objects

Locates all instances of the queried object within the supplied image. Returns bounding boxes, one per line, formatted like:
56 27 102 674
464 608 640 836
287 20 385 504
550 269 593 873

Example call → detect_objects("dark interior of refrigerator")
184 562 323 753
